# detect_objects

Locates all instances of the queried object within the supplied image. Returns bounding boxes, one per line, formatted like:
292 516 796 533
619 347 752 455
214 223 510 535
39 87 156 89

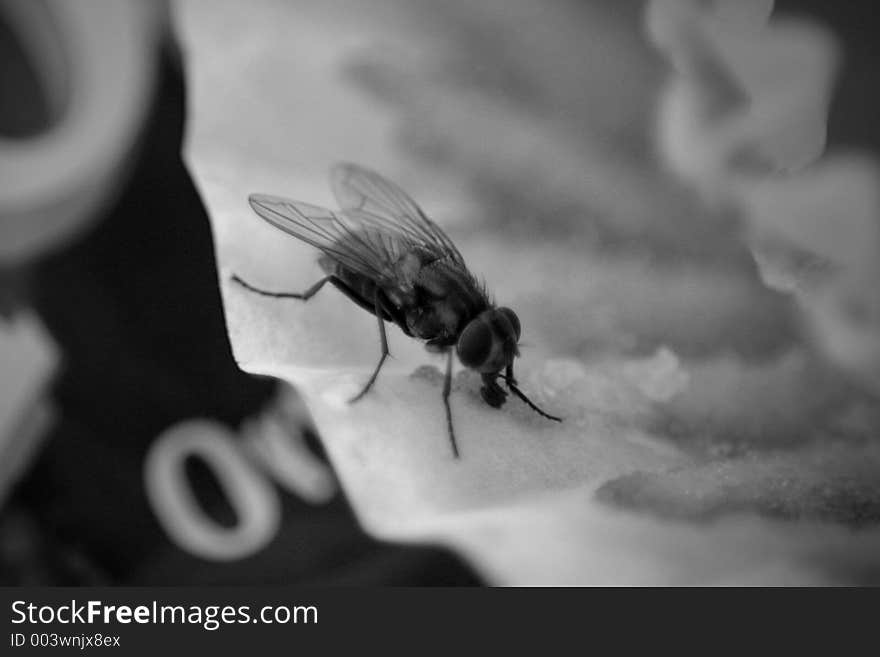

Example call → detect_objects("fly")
232 163 561 458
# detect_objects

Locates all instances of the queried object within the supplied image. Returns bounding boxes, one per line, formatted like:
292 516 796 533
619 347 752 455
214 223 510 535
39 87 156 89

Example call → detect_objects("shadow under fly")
232 163 561 458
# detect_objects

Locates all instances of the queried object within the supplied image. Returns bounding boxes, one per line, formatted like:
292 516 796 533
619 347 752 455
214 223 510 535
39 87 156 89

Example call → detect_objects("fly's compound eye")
457 319 493 369
498 307 521 342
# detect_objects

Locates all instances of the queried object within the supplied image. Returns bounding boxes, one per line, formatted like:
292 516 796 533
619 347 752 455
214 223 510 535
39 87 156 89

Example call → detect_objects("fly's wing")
248 194 402 285
331 163 467 267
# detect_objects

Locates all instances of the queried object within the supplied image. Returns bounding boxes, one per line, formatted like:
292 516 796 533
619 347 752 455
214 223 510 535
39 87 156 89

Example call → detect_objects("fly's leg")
442 349 460 458
505 363 517 386
231 274 331 300
500 363 562 423
349 291 389 403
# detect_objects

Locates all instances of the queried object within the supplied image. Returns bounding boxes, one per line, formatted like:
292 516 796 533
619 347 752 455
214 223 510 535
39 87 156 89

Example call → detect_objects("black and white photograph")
2 0 880 608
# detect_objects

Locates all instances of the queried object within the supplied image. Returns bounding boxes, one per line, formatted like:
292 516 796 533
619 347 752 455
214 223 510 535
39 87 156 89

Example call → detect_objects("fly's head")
456 307 521 408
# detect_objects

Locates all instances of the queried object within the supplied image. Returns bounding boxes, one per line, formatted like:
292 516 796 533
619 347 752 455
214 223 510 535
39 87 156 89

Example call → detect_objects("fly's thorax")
396 250 422 284
405 299 460 343
385 283 417 309
402 256 490 343
456 307 522 373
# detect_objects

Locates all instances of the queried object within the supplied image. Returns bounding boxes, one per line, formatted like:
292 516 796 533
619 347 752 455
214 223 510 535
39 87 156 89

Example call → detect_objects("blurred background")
1 0 879 585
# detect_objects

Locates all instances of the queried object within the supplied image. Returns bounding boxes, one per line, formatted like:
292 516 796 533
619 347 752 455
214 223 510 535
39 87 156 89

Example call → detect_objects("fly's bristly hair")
480 275 494 306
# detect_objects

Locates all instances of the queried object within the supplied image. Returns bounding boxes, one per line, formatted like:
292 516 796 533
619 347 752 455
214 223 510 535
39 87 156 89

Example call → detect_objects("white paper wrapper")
176 0 880 584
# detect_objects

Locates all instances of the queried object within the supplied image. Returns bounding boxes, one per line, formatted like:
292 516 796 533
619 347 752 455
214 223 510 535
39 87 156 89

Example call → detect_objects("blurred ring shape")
143 420 282 562
0 0 167 264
